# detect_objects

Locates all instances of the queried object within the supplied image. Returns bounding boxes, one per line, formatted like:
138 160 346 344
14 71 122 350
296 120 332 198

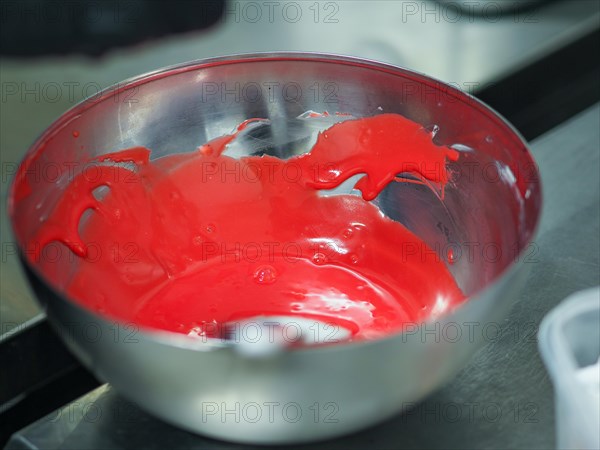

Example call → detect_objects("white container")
538 287 600 450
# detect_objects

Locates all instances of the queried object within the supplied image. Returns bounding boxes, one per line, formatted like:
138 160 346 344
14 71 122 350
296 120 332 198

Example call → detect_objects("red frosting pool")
25 113 465 341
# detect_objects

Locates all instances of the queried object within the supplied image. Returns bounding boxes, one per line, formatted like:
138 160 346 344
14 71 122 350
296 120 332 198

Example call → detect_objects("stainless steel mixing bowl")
8 53 542 444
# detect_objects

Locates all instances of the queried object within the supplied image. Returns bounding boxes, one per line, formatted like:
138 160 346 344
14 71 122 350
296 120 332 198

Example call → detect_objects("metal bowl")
8 53 542 444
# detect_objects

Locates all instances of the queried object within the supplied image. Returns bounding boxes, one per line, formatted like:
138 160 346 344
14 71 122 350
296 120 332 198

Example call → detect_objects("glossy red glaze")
26 114 465 340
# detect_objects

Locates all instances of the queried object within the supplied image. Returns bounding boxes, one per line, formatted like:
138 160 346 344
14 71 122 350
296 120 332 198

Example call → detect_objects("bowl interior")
9 54 542 325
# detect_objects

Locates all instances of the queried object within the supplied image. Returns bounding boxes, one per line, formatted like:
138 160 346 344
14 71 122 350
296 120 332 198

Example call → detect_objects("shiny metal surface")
7 104 598 450
8 54 541 444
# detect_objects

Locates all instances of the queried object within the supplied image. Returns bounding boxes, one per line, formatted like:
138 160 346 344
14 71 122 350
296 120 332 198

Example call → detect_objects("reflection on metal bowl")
9 53 542 444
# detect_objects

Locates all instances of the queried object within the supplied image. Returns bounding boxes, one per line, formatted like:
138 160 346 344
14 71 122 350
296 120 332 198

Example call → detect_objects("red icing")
28 113 465 341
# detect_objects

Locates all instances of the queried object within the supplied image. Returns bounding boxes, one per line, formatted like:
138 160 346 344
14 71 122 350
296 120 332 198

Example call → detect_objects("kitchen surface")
1 1 599 448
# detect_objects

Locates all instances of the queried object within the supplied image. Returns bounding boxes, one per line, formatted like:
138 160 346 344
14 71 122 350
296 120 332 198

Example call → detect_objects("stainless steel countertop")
6 104 599 450
1 0 599 329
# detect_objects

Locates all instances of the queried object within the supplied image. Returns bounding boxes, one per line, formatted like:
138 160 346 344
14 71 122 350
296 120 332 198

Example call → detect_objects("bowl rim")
7 51 543 354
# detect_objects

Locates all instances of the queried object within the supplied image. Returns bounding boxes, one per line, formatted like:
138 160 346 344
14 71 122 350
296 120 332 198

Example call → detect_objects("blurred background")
0 0 598 447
